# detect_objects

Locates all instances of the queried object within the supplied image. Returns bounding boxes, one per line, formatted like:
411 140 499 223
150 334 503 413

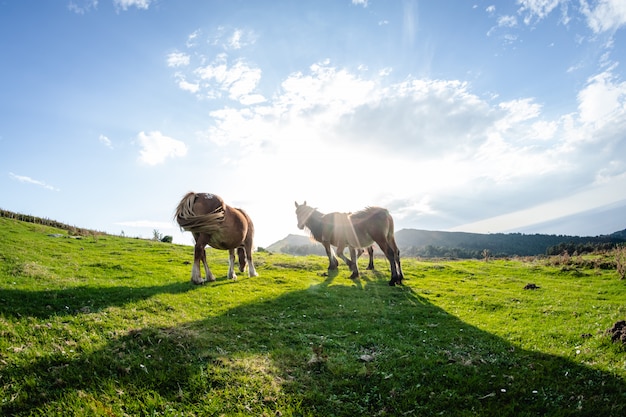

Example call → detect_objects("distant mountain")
610 228 626 240
267 228 626 259
266 234 313 252
395 229 624 258
266 234 327 256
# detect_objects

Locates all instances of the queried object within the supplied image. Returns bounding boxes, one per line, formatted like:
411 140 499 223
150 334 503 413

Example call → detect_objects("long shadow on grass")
0 281 195 319
2 276 625 416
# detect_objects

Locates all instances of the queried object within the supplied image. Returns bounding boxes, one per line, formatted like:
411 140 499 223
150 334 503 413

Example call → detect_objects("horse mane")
349 206 388 221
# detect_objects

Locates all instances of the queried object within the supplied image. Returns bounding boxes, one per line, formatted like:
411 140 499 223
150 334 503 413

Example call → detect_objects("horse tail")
385 209 399 247
174 192 225 234
385 209 395 237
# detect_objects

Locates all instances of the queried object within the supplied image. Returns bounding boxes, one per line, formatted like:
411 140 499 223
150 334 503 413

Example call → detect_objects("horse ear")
294 201 299 208
304 200 307 206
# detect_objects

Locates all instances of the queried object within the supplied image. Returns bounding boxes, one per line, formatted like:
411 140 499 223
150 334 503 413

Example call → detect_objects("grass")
1 216 625 416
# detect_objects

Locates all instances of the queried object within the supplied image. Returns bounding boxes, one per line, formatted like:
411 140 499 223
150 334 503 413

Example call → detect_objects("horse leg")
348 246 359 279
201 247 216 282
335 244 359 278
377 240 400 286
324 243 339 270
366 246 375 270
237 247 247 273
227 248 237 280
390 237 403 285
335 244 352 268
244 241 258 277
191 243 206 284
239 229 259 277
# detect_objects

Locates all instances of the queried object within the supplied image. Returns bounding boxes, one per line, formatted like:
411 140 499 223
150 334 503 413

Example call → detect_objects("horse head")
294 201 313 230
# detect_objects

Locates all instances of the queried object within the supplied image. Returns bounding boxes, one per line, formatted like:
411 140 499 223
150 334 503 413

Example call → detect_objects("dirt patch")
606 320 626 345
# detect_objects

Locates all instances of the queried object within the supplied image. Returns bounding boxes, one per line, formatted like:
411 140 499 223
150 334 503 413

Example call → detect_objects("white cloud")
113 0 151 11
577 68 626 126
514 0 626 34
452 173 626 233
193 55 265 104
496 98 542 128
530 120 559 140
497 15 517 28
9 172 60 191
98 134 113 148
167 52 190 68
581 0 626 33
169 51 626 239
352 0 368 7
68 0 98 14
517 0 562 24
137 131 188 166
228 29 244 49
186 30 201 48
177 78 200 93
207 27 257 51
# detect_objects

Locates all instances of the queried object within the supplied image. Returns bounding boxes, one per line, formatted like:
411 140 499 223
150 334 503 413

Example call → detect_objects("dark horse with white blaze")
294 201 403 286
175 192 258 284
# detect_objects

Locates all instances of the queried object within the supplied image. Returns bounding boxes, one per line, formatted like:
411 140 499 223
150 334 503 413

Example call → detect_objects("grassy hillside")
1 216 625 416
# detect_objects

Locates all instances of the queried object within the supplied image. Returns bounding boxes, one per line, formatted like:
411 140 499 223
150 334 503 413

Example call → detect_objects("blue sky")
2 0 626 247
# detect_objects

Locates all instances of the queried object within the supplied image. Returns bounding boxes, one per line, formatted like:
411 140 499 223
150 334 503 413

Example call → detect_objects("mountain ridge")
267 228 626 258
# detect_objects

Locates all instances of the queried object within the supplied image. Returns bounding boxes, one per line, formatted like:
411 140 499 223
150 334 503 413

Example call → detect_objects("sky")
1 0 626 248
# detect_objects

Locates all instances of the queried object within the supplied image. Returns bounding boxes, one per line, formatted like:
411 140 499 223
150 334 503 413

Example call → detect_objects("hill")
268 228 626 258
1 215 626 416
265 233 328 256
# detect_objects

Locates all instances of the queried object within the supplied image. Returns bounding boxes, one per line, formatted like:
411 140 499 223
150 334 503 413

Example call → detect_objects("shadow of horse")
0 282 196 319
3 278 625 416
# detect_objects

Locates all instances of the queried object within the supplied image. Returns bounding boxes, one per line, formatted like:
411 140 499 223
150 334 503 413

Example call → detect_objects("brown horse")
175 192 258 284
294 201 403 286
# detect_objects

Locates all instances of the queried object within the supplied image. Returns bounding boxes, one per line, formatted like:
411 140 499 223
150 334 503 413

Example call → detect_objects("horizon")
2 206 624 250
2 1 626 248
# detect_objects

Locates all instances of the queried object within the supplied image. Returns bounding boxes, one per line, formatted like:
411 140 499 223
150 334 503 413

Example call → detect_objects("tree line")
0 208 104 237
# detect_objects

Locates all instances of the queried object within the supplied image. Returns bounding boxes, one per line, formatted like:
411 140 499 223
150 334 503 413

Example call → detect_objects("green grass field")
1 217 625 416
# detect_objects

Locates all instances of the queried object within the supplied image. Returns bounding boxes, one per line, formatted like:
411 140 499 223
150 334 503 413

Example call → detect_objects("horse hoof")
388 280 396 286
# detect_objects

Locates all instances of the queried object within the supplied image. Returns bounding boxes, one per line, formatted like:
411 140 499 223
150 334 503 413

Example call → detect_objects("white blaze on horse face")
202 193 215 200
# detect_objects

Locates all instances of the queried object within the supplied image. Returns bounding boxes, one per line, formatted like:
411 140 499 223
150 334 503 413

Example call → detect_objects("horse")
294 201 404 286
175 192 258 284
